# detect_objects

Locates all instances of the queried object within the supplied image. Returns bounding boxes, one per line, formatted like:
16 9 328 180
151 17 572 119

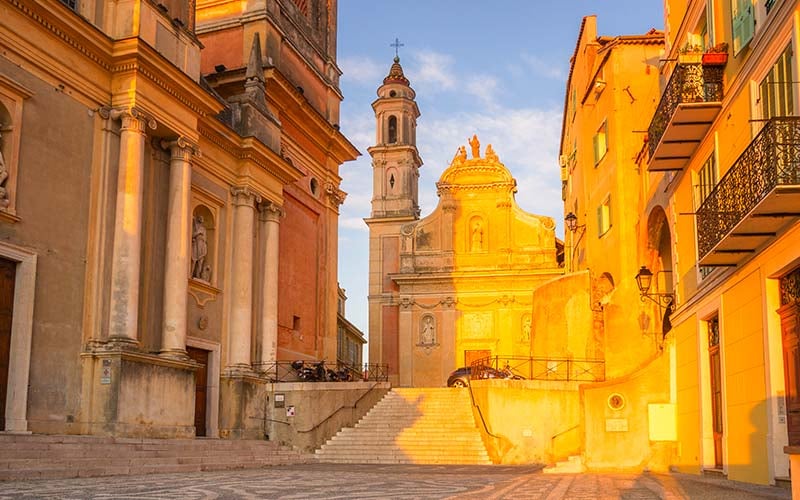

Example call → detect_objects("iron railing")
696 117 800 260
648 63 724 158
470 355 605 383
254 361 389 382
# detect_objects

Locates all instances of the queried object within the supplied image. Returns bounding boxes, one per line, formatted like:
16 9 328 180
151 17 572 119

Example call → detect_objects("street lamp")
635 265 675 338
565 212 580 233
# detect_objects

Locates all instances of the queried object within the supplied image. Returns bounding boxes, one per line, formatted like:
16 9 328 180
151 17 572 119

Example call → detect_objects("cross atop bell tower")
366 51 422 219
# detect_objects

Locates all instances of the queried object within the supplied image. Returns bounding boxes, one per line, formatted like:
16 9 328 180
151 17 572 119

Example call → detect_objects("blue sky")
335 1 664 345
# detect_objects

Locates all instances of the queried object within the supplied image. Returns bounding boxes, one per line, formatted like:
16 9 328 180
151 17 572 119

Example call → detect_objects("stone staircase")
0 434 312 481
315 387 492 464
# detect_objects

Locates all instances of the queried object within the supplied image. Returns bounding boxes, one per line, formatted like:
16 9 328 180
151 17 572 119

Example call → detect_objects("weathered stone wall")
264 381 390 452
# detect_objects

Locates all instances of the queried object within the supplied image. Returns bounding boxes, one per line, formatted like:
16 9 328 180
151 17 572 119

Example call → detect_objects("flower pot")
702 53 728 66
678 52 702 64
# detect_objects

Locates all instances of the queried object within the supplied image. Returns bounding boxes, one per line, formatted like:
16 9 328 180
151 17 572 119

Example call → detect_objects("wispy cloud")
339 55 385 86
465 75 500 109
521 53 567 80
411 50 456 90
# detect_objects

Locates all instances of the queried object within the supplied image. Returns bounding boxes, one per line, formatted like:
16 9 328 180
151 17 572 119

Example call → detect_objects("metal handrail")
296 381 386 433
469 355 605 383
253 360 389 383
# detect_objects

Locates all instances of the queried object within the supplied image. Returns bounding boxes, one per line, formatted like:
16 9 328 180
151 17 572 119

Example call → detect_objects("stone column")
440 297 457 385
228 186 260 372
160 138 197 358
107 109 151 345
258 201 282 365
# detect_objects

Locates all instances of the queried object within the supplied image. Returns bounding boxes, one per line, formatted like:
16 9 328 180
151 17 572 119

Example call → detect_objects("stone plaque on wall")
462 312 493 339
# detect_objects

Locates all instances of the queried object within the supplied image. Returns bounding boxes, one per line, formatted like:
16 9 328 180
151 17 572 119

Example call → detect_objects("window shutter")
732 0 755 55
596 205 603 234
593 133 599 165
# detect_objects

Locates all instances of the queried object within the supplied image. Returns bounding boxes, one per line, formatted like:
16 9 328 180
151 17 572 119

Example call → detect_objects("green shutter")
733 0 755 55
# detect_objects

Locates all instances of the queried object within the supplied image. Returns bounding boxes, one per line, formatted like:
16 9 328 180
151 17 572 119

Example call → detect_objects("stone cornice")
4 0 114 71
197 118 303 187
110 38 223 118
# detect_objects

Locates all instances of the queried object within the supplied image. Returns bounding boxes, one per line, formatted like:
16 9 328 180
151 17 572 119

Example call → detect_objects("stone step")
0 435 311 480
315 387 491 465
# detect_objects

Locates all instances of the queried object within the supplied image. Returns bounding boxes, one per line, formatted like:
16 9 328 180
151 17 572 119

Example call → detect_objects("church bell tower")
367 56 422 218
365 54 422 385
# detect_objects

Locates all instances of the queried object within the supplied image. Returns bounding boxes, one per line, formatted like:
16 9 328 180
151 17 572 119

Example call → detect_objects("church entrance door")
0 257 15 431
464 349 491 368
187 346 208 437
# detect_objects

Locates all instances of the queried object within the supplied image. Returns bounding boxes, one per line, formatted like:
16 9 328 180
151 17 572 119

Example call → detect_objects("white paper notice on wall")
648 403 677 441
286 406 295 417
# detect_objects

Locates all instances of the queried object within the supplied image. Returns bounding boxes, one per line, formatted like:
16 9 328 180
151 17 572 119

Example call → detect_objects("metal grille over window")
708 316 720 347
780 267 800 306
59 0 77 9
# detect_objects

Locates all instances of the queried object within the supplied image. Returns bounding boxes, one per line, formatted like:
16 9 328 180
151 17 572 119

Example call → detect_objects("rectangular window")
696 153 718 280
597 196 611 237
593 121 608 166
760 44 795 119
59 0 77 9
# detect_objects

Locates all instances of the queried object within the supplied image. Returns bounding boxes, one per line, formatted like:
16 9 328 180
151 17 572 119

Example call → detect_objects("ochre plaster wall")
581 353 675 472
674 317 702 474
531 272 593 360
470 379 581 464
0 59 93 434
721 270 769 484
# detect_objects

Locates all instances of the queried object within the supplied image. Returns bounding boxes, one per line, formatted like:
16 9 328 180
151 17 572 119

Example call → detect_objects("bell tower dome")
367 56 423 218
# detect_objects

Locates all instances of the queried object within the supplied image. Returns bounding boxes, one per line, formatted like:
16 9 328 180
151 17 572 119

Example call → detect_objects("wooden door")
0 258 15 431
707 316 723 468
464 349 491 367
186 346 208 437
780 302 800 446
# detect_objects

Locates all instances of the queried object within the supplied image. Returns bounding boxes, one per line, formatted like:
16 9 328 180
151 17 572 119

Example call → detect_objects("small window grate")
766 0 777 14
59 0 77 9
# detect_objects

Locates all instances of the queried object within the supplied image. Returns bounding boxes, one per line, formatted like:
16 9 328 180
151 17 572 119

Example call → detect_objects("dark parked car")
446 366 504 387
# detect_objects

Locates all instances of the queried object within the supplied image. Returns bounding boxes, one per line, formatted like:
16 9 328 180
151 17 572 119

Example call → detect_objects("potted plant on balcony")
702 42 729 66
678 43 703 64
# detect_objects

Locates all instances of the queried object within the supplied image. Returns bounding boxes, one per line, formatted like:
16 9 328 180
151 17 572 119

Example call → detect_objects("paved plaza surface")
0 463 791 499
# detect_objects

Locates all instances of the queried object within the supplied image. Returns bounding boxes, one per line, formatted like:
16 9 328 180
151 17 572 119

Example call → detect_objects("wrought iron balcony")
697 117 800 266
647 63 724 171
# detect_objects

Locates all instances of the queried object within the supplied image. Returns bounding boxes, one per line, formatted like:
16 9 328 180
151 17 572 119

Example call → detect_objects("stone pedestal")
784 446 800 498
79 350 197 438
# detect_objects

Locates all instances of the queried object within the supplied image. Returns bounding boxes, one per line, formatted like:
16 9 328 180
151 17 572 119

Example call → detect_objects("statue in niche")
471 219 483 252
191 215 209 280
469 134 480 158
521 316 531 342
0 130 9 208
420 315 436 345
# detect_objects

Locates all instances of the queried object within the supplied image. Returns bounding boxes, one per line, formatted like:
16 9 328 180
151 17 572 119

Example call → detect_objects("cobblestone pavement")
0 463 791 499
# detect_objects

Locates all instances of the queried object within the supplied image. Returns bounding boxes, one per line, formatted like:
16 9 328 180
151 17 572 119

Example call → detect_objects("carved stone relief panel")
461 311 493 339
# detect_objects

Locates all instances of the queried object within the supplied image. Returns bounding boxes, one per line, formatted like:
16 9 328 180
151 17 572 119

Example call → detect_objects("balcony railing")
697 117 800 263
647 63 724 170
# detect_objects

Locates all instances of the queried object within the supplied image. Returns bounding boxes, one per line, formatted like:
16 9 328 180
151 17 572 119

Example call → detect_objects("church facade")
0 0 356 439
366 59 563 387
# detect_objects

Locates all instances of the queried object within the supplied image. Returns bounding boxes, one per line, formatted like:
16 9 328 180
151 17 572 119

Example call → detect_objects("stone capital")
231 186 262 207
258 201 284 222
161 137 200 162
101 106 157 134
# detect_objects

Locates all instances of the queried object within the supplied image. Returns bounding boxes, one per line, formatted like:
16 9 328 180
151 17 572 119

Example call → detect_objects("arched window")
387 115 397 144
